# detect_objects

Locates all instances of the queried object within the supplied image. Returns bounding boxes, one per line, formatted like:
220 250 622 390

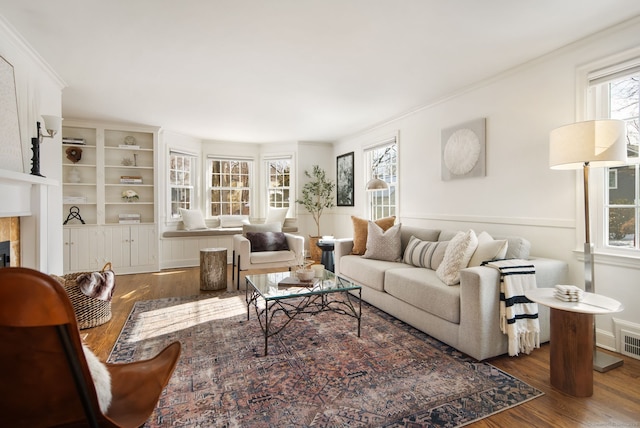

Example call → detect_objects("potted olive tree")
296 165 335 262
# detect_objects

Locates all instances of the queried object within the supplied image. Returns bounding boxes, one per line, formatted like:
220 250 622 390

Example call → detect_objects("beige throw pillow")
219 214 250 228
468 231 508 267
179 208 207 230
265 207 289 227
351 215 396 255
363 222 402 261
436 229 479 285
403 235 449 270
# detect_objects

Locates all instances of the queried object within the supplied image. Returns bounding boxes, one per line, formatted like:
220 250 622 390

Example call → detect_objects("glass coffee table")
245 270 362 356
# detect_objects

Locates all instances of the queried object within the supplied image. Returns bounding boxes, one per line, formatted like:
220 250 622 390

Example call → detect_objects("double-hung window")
365 137 398 220
266 157 292 210
168 150 197 219
207 157 252 216
585 55 640 252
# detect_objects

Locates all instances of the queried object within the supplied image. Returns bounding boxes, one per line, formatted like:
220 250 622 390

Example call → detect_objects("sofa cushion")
363 222 402 261
468 231 508 267
249 250 296 265
385 268 461 324
245 231 289 252
436 229 478 285
403 235 449 270
351 215 396 255
339 255 406 292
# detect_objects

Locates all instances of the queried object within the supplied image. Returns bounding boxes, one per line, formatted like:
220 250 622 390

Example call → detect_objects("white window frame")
167 149 198 220
578 47 640 258
206 156 254 218
264 156 293 217
364 135 398 220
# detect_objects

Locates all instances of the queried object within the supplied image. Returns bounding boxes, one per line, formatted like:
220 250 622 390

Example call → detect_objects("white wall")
333 18 640 350
0 18 65 273
295 142 335 239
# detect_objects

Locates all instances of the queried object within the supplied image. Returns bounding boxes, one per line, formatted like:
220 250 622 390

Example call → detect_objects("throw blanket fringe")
486 259 540 356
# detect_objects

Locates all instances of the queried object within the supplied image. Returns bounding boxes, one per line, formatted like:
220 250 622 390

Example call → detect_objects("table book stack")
120 175 143 184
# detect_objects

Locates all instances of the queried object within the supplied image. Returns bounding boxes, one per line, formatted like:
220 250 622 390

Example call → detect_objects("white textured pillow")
402 235 449 270
363 222 402 262
265 207 289 227
468 231 508 267
82 344 112 413
436 229 479 285
179 208 207 230
219 214 250 228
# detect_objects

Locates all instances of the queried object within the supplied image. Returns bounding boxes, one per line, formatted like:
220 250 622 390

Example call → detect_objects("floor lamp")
549 119 627 372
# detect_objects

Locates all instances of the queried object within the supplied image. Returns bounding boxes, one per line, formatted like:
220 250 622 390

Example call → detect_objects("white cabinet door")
104 225 131 272
64 227 100 273
103 224 158 273
130 224 157 268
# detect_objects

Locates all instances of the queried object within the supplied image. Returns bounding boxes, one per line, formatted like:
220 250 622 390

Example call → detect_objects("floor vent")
621 329 640 360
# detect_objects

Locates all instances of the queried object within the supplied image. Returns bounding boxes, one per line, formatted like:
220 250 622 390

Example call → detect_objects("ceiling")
2 1 640 143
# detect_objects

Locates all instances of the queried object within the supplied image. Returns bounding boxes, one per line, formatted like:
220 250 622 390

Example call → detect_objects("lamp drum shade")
549 119 627 170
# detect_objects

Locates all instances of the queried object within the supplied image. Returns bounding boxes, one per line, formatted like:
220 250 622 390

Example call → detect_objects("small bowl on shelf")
296 268 315 282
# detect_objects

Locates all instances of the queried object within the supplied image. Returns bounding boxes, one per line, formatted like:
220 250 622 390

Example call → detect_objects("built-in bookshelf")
61 120 159 274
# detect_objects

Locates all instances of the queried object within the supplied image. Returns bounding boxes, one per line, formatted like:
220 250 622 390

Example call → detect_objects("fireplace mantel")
0 168 58 271
0 169 57 218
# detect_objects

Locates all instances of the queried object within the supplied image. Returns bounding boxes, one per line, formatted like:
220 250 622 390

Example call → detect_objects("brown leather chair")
0 267 181 427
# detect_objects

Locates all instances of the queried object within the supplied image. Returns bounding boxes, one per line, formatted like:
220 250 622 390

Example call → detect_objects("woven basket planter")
59 263 114 329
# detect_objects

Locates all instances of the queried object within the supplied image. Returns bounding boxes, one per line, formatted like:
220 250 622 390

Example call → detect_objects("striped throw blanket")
486 259 540 356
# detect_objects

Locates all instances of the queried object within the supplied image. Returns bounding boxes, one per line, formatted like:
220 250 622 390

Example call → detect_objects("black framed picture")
336 152 354 206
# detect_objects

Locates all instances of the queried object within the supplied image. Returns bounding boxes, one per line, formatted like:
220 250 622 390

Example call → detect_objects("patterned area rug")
109 293 542 427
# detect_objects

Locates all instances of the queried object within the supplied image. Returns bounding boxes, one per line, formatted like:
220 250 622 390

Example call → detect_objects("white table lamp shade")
549 119 627 169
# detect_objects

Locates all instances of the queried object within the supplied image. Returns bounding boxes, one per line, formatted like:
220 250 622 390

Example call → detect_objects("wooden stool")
200 248 227 291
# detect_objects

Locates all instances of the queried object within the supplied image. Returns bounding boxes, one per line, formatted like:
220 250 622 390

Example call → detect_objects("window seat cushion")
162 225 298 238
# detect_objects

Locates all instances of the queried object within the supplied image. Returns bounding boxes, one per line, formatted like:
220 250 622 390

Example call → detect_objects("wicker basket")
59 263 114 329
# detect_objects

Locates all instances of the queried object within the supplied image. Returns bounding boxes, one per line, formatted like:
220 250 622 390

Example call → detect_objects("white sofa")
334 225 568 361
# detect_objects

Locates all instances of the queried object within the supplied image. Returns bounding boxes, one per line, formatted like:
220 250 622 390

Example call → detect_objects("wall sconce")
30 115 61 177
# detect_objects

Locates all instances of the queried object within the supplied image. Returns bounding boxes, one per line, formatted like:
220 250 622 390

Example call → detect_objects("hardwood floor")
83 267 640 427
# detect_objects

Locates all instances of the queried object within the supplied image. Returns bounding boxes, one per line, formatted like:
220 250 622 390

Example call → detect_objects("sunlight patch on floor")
126 294 247 342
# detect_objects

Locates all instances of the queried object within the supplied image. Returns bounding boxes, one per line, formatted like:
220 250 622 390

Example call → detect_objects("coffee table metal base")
246 281 361 356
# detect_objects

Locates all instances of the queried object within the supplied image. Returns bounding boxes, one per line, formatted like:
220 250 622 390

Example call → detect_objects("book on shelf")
120 175 143 184
118 219 141 224
118 144 141 149
119 213 141 219
63 196 88 204
62 137 86 145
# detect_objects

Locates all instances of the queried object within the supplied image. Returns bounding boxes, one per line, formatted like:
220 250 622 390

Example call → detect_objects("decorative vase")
67 167 81 183
308 236 322 262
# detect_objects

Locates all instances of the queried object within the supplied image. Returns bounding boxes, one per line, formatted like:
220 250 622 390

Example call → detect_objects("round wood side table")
200 248 227 291
525 288 623 397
